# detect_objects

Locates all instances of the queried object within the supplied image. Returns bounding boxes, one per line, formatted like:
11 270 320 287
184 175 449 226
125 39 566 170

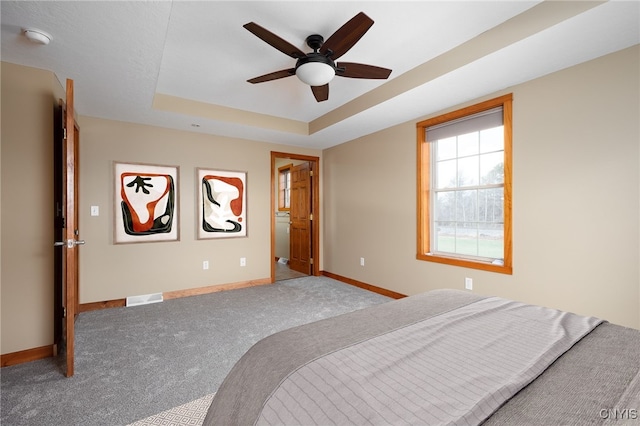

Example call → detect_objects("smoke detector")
23 29 52 45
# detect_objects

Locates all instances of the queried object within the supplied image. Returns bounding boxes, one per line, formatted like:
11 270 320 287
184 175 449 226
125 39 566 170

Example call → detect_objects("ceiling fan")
244 12 392 102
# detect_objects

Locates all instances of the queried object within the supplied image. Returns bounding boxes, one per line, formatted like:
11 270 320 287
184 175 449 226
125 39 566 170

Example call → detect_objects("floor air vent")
126 293 163 307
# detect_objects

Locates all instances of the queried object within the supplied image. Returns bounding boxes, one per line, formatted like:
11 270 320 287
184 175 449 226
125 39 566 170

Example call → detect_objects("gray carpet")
1 276 391 426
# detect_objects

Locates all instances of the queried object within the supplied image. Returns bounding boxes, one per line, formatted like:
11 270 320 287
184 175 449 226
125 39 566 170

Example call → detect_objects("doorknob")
54 239 85 248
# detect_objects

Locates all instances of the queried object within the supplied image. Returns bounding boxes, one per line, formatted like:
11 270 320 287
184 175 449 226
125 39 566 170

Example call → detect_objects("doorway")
271 152 320 282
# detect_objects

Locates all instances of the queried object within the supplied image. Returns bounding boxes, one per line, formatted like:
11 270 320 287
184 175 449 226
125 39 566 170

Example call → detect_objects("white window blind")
426 107 503 142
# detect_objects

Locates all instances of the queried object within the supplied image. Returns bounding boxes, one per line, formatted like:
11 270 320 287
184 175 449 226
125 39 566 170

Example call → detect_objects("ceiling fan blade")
244 22 305 59
320 12 374 60
247 68 296 84
311 84 329 102
336 62 392 79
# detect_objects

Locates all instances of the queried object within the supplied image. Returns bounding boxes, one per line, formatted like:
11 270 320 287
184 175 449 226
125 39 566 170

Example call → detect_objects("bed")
204 289 640 425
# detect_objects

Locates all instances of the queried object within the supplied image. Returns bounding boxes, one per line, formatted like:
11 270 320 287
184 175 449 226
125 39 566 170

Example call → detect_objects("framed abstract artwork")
197 168 247 239
114 162 179 244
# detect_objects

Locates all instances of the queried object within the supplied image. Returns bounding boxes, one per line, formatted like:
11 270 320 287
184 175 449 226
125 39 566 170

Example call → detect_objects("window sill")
416 253 512 275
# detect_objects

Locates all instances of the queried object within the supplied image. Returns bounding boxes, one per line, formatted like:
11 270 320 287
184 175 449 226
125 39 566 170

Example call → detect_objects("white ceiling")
1 1 638 150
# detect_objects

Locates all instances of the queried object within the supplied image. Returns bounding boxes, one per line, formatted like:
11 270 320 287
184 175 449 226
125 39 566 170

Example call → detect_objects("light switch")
91 205 99 216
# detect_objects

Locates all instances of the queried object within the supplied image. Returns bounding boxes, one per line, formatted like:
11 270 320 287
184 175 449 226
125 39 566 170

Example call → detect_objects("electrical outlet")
240 257 246 267
203 260 209 270
465 277 473 290
360 257 365 266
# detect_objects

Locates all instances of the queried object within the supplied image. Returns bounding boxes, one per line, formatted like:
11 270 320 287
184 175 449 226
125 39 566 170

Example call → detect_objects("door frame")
270 151 320 282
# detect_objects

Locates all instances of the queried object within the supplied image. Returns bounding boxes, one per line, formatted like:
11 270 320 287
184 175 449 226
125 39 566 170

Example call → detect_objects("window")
417 94 512 274
278 164 292 211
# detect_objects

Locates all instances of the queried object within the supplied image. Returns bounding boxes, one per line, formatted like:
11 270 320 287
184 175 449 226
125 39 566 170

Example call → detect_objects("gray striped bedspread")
204 290 640 426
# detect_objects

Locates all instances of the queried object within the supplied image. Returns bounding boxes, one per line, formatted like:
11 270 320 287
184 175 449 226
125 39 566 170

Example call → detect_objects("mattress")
204 289 640 425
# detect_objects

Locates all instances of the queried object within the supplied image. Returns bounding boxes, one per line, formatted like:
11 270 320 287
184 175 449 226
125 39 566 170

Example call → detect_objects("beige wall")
78 118 321 304
1 62 64 353
323 45 640 329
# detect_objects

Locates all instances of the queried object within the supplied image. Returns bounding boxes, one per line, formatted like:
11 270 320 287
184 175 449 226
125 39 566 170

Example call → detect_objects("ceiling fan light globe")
296 62 335 86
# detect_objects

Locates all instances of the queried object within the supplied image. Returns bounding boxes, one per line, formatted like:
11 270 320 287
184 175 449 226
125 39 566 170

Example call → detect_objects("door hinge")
310 258 314 265
309 214 313 220
63 307 67 318
310 170 314 177
63 127 67 140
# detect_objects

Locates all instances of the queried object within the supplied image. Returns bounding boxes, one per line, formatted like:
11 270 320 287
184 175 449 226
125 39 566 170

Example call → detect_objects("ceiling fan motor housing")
295 53 336 71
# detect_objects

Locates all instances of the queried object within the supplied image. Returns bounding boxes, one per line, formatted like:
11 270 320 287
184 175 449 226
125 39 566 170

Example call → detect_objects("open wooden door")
271 152 319 282
54 79 82 377
289 162 312 274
